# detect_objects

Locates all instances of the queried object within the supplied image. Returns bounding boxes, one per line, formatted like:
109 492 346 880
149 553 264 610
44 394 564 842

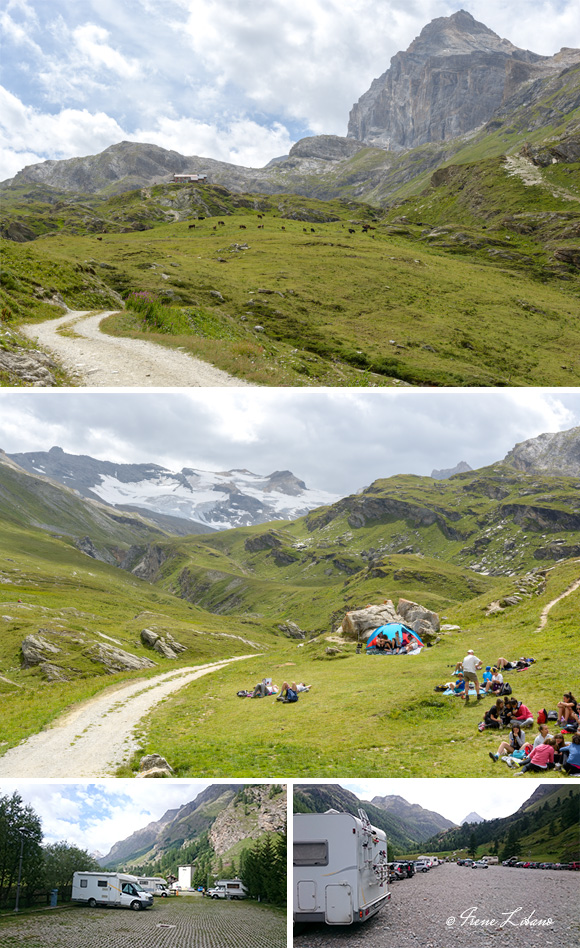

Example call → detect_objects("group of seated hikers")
369 630 422 654
442 655 536 699
484 691 580 776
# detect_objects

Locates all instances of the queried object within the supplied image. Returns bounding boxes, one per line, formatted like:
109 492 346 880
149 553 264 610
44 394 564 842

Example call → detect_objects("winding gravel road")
21 310 252 387
0 655 258 777
294 864 579 948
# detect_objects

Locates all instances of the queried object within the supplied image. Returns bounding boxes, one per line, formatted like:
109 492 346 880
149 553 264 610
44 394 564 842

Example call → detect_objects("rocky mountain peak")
503 426 580 476
347 11 546 150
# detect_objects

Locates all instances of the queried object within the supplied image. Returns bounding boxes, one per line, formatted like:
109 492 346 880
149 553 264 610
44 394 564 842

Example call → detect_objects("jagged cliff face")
209 786 287 856
504 427 580 476
347 10 548 149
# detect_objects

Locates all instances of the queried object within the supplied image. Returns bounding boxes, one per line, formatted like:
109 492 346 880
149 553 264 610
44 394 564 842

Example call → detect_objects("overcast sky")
0 389 579 496
1 0 579 181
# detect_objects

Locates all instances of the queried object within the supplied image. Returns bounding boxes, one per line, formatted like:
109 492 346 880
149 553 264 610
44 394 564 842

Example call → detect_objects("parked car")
414 860 430 872
471 861 489 869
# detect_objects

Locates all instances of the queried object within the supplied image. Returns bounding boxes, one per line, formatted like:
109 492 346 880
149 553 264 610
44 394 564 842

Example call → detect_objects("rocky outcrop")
338 598 440 644
137 754 175 778
21 633 61 668
87 643 157 673
74 536 118 565
396 598 440 640
504 426 580 475
289 136 368 161
140 628 186 659
347 10 567 150
0 346 59 386
244 530 284 552
277 620 307 639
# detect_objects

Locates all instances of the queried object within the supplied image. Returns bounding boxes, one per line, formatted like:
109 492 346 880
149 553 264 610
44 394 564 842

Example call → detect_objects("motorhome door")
325 884 353 924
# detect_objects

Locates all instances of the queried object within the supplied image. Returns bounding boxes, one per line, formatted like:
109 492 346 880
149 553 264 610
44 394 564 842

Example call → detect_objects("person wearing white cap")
462 649 483 699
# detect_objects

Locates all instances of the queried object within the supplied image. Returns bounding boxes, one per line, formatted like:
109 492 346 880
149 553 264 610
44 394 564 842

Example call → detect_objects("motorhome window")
97 880 107 888
80 880 88 888
293 841 329 866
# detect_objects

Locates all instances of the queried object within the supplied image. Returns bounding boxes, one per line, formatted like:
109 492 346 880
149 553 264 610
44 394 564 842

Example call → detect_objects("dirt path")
534 570 580 632
0 655 258 777
503 155 580 203
21 310 252 387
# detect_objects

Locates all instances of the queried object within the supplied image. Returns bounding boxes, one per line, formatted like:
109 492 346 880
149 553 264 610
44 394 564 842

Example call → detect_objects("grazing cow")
258 224 264 229
303 228 307 233
281 226 286 231
239 224 247 229
257 214 263 219
348 228 355 234
188 224 196 229
310 228 315 233
213 225 216 230
218 220 225 226
199 216 205 220
97 236 103 240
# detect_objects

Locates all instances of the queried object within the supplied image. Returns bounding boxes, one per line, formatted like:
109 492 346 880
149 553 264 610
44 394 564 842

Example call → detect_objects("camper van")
294 809 390 926
136 876 171 896
206 879 248 900
72 872 154 911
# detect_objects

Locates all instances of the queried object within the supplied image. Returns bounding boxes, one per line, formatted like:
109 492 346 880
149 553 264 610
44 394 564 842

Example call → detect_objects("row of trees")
240 832 286 905
0 792 99 909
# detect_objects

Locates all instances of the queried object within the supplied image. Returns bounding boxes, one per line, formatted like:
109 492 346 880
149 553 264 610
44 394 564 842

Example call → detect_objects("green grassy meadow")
1 152 579 386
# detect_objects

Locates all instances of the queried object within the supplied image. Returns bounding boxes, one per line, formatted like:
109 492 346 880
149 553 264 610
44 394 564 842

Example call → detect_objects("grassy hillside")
1 153 579 387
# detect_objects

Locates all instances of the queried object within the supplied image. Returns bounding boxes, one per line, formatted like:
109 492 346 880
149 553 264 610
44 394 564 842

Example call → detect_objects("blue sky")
0 780 214 854
0 389 579 496
1 0 579 180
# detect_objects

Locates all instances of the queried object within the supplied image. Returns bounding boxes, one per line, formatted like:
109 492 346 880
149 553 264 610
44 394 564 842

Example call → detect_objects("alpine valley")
1 11 579 387
0 425 579 778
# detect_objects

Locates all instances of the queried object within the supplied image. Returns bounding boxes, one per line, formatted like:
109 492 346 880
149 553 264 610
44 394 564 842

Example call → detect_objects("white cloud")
72 24 143 79
132 115 293 166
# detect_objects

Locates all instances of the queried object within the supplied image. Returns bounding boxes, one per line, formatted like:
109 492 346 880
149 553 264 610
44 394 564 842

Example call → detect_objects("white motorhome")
207 879 248 900
72 872 154 911
136 876 170 896
294 809 390 926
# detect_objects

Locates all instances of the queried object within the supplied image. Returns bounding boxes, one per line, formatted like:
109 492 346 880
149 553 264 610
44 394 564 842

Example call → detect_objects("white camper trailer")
136 876 171 896
72 872 154 910
207 879 248 900
294 809 390 926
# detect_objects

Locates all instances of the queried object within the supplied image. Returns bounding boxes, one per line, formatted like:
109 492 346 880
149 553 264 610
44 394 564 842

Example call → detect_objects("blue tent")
366 623 423 648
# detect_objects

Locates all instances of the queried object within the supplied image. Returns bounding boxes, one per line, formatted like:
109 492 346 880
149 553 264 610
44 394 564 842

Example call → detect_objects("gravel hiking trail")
503 155 580 203
21 310 252 386
534 568 580 632
0 655 258 777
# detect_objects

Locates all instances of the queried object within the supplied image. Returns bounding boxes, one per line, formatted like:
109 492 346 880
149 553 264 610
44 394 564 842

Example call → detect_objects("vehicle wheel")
88 898 97 908
161 892 168 898
130 901 142 911
212 895 219 899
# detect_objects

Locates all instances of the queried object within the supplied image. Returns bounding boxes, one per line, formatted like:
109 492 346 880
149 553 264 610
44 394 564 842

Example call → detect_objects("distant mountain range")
294 784 456 856
7 446 339 531
2 11 578 209
100 783 286 869
460 812 484 824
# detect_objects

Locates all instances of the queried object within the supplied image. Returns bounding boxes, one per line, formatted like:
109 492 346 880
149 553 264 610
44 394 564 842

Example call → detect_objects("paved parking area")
0 896 286 948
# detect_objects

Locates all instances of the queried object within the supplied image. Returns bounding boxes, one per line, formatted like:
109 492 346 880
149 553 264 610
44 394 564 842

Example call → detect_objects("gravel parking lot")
0 895 286 948
294 863 579 948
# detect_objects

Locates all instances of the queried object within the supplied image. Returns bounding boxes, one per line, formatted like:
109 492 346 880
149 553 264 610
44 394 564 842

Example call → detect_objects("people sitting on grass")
483 702 502 729
514 737 556 774
489 724 527 763
532 723 553 748
561 734 580 775
553 733 568 769
557 692 579 725
485 667 504 694
506 698 534 728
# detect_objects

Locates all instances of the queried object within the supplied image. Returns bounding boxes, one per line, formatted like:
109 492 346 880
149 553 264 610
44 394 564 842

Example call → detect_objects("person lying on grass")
489 724 528 762
276 681 310 703
251 678 278 697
